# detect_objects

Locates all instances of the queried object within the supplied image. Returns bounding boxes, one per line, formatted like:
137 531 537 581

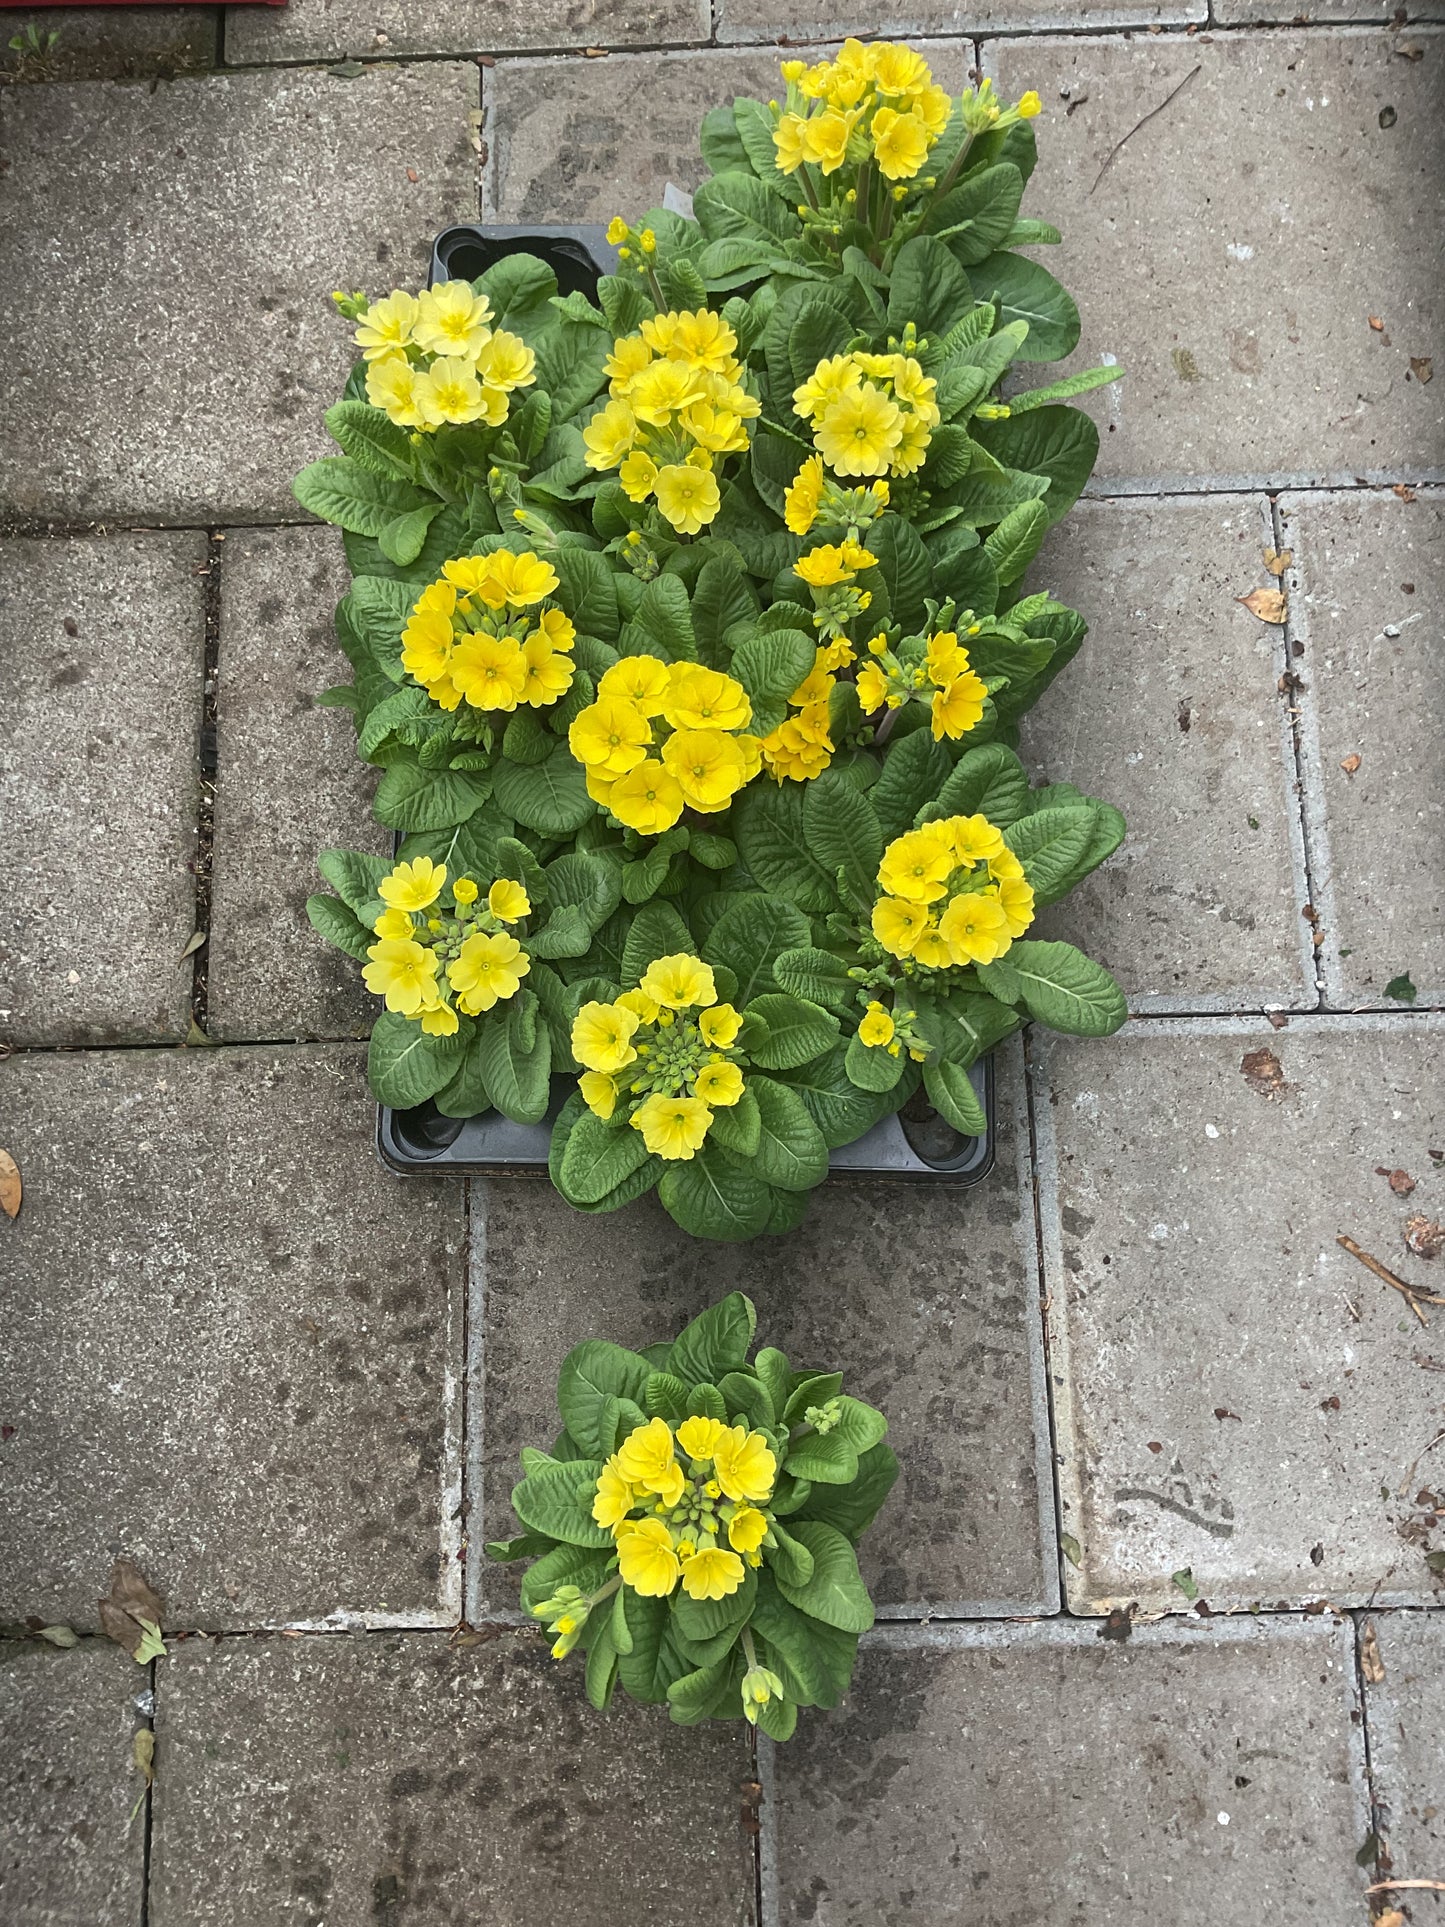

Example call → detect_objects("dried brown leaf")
1393 483 1417 502
1406 1215 1444 1261
98 1558 165 1660
0 1148 19 1220
1368 315 1386 332
1237 586 1287 624
1241 1047 1287 1100
177 930 206 964
1360 1620 1386 1682
1341 753 1362 776
1410 356 1433 383
1262 546 1293 576
1376 1166 1417 1197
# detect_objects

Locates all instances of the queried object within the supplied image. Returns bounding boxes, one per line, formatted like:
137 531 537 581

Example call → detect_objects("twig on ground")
1091 66 1202 194
1337 1234 1444 1327
1368 1881 1445 1894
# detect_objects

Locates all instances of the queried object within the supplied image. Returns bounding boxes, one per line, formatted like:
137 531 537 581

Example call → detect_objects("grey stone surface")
474 1041 1055 1620
718 0 1201 41
0 1642 146 1927
227 0 709 63
0 7 216 80
769 1618 1369 1927
0 1046 465 1631
0 64 478 523
149 1630 756 1927
1281 487 1445 1008
986 32 1445 488
1215 0 1426 20
1034 1014 1445 1612
1363 1613 1445 1900
486 42 969 220
1020 494 1313 1010
0 533 203 1047
207 526 385 1042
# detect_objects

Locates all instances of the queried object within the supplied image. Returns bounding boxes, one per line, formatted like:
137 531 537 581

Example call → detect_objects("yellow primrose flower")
412 279 495 359
578 1069 618 1120
653 462 721 535
1019 89 1042 118
913 924 955 969
372 906 415 941
607 759 686 836
449 633 528 711
931 671 988 741
662 727 748 812
631 1092 714 1161
699 1003 742 1048
537 607 576 652
649 307 739 370
353 289 420 361
726 1504 769 1554
938 891 1013 965
487 550 560 609
741 1663 785 1724
815 384 904 478
859 1001 896 1048
784 456 825 536
878 826 956 904
452 877 479 907
615 1517 681 1596
616 986 660 1024
892 356 940 424
662 664 751 733
618 448 659 503
629 359 709 426
362 937 440 1017
676 1415 727 1461
416 356 494 428
890 413 932 476
487 878 530 923
803 106 861 174
616 1416 683 1493
472 328 535 392
365 353 427 427
872 106 930 180
598 655 671 717
680 1546 746 1601
793 354 862 423
606 214 630 246
605 332 653 390
997 871 1036 938
592 1457 635 1529
572 1000 641 1074
379 855 447 913
420 998 460 1037
925 632 965 687
773 111 810 173
640 952 717 1011
519 635 574 707
794 541 879 588
947 814 1007 864
712 1424 777 1503
871 895 929 958
856 661 892 712
447 931 529 1013
568 697 652 776
582 396 639 469
869 40 933 97
694 1060 744 1107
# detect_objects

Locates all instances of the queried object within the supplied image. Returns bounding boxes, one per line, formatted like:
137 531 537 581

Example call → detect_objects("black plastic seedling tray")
373 223 997 1187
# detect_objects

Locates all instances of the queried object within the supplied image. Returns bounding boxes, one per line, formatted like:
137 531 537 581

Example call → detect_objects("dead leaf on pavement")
98 1559 167 1663
1241 1047 1287 1100
0 1149 19 1220
1360 1620 1386 1682
1410 356 1433 383
1368 315 1386 332
1237 586 1287 624
1263 546 1293 576
133 1729 155 1788
1376 1166 1417 1197
1406 1216 1444 1260
1375 1912 1406 1927
1393 483 1417 502
1341 753 1362 776
35 1625 78 1648
177 931 206 965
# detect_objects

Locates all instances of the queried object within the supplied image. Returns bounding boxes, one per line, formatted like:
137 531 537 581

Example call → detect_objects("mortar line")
1265 493 1327 1011
463 1181 490 1622
189 532 222 1035
749 1726 766 1927
457 1177 475 1625
138 1653 156 1927
1350 1609 1393 1889
1021 1024 1073 1616
756 1733 780 1927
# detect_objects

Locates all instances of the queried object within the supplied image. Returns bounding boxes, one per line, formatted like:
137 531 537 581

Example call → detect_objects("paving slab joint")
1022 1025 1072 1605
1350 1610 1395 1888
1269 494 1328 1014
188 532 223 1034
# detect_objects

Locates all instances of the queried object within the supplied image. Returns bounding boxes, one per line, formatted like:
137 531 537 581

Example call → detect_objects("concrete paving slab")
0 63 478 524
149 1630 756 1927
1033 1014 1445 1613
1362 1612 1445 1904
473 1040 1056 1621
1020 495 1314 1011
1280 487 1445 1009
0 1046 465 1631
0 1641 146 1927
767 1617 1369 1927
227 0 708 64
485 42 968 220
1215 0 1422 20
985 31 1445 489
0 533 203 1047
0 7 216 80
207 526 385 1042
719 0 1203 38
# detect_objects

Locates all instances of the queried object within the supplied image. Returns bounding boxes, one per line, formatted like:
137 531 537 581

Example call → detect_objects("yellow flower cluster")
870 815 1035 968
570 953 746 1158
857 626 989 743
773 39 952 183
592 1415 777 1602
759 636 855 783
567 658 762 834
794 350 940 480
360 856 531 1035
400 550 575 714
354 281 537 432
783 455 890 539
581 309 761 534
791 537 878 642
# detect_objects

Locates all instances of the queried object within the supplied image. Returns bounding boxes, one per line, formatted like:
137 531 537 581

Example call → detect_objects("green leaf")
781 1043 898 1149
719 1368 774 1430
1384 972 1417 1003
483 1530 555 1563
923 1058 988 1135
377 501 441 567
1002 806 1099 902
730 628 815 735
477 250 558 335
1006 364 1124 413
970 251 1080 362
707 1085 762 1158
756 1690 799 1742
743 994 839 1071
552 547 620 643
844 1027 904 1094
511 1457 610 1547
306 893 373 963
923 161 1024 264
672 1567 756 1665
367 1012 466 1108
292 456 429 534
984 498 1050 587
773 1519 875 1632
532 319 610 421
645 1371 690 1421
749 1076 829 1190
659 1146 776 1242
324 399 415 477
922 743 1031 829
974 405 1099 527
802 770 883 906
519 1542 613 1615
621 901 694 985
628 572 697 662
766 1523 815 1589
584 1618 619 1712
751 1574 858 1708
557 1340 654 1458
617 1590 692 1704
492 746 594 835
733 95 795 195
694 168 797 245
771 945 857 1015
797 1442 900 1543
864 516 933 632
432 1028 492 1119
871 730 952 843
732 785 840 914
702 895 811 1005
558 1109 653 1206
373 762 490 833
699 102 751 174
887 236 974 347
687 1382 728 1423
1002 940 1128 1037
666 1657 739 1724
477 992 552 1123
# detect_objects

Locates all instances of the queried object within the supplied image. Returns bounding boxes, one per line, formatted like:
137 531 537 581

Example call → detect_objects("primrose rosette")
488 1293 896 1738
299 36 1134 1240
